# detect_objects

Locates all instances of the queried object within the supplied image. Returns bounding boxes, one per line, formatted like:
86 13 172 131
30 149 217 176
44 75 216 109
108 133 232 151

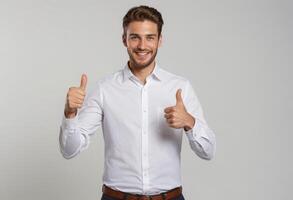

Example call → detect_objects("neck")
128 61 156 84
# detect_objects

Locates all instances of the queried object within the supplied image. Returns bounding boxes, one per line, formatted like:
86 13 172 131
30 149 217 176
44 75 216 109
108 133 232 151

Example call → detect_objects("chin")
128 52 157 69
134 61 152 68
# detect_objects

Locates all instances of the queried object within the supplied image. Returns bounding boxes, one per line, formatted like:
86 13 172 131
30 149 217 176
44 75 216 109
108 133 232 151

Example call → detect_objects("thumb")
175 89 183 106
80 74 87 90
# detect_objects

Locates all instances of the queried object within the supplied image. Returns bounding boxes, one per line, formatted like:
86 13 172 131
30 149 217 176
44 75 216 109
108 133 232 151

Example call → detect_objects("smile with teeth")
135 51 150 58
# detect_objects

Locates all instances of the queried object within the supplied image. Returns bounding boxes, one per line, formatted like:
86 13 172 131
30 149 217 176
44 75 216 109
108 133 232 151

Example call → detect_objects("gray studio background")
0 0 292 200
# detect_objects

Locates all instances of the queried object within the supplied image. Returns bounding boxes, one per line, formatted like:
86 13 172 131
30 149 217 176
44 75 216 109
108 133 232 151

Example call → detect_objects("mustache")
134 49 151 53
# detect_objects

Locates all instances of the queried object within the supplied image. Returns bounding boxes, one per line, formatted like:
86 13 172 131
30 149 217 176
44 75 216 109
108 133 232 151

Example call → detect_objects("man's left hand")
164 89 195 131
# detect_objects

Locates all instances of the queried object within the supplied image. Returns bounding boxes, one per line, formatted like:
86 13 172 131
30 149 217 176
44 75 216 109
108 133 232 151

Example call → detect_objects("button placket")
141 85 150 192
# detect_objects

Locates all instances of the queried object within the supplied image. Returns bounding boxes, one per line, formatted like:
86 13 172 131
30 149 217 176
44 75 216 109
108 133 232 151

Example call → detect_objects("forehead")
126 20 158 35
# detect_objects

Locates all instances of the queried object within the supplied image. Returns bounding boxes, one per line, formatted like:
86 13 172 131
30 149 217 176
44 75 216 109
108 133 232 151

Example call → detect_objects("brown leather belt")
102 184 182 200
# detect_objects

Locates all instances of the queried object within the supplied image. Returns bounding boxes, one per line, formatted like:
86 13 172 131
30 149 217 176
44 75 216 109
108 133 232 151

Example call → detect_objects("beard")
127 47 158 69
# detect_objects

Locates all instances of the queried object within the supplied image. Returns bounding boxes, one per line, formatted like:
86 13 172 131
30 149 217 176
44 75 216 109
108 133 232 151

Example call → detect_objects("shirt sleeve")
182 80 216 160
59 82 103 159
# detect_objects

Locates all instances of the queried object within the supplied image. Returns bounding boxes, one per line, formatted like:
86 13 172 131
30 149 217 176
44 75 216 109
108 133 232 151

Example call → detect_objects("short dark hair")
123 5 164 37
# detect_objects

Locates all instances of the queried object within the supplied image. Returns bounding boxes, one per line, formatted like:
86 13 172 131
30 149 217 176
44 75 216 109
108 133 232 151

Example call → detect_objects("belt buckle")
138 193 166 200
125 194 148 200
161 193 167 200
138 196 152 200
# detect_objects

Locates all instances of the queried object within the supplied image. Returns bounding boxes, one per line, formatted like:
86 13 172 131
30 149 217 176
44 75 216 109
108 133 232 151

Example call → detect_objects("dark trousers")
101 193 185 200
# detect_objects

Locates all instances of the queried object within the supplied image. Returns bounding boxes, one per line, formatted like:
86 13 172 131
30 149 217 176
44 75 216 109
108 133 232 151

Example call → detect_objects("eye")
146 36 155 41
130 36 138 40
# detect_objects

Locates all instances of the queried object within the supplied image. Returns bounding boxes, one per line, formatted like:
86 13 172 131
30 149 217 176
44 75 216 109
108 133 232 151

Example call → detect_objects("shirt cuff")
61 114 78 130
185 118 208 141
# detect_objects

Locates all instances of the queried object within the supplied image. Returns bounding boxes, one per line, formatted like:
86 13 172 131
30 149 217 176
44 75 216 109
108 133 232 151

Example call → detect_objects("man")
59 5 216 200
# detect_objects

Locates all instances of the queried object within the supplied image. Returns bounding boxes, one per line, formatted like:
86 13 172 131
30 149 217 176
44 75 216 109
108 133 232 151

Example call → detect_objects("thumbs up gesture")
164 89 195 131
64 74 87 118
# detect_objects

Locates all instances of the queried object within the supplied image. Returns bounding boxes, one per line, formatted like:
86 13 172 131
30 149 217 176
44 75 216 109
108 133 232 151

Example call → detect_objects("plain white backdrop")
0 0 292 199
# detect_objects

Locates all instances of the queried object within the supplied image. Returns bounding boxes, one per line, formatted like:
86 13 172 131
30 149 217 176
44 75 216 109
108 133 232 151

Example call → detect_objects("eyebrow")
129 33 157 37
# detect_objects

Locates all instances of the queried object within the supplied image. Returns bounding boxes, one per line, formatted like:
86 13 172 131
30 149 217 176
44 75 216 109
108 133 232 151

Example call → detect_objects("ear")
122 34 127 47
158 34 162 47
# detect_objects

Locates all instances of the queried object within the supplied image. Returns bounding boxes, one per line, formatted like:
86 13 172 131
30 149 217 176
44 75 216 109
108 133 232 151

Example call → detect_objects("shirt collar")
122 61 164 83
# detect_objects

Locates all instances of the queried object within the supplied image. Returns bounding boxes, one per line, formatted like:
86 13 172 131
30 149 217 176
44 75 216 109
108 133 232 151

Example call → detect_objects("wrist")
64 106 77 119
184 114 195 131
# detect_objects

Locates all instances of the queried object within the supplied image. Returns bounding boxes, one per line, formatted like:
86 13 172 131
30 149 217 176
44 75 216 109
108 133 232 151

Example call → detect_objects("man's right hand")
64 74 87 118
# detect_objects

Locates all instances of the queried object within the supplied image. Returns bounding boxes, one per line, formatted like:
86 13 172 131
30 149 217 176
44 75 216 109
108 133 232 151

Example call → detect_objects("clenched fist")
164 89 195 131
64 74 87 118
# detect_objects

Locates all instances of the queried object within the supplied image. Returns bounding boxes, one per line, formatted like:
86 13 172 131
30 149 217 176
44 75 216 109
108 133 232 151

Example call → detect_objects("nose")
138 38 146 50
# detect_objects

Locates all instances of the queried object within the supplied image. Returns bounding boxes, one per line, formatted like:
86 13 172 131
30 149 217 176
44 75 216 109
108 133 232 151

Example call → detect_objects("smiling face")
123 20 162 69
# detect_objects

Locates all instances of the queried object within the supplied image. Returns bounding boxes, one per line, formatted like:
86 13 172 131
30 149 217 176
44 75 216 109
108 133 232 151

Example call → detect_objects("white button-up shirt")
59 63 216 195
